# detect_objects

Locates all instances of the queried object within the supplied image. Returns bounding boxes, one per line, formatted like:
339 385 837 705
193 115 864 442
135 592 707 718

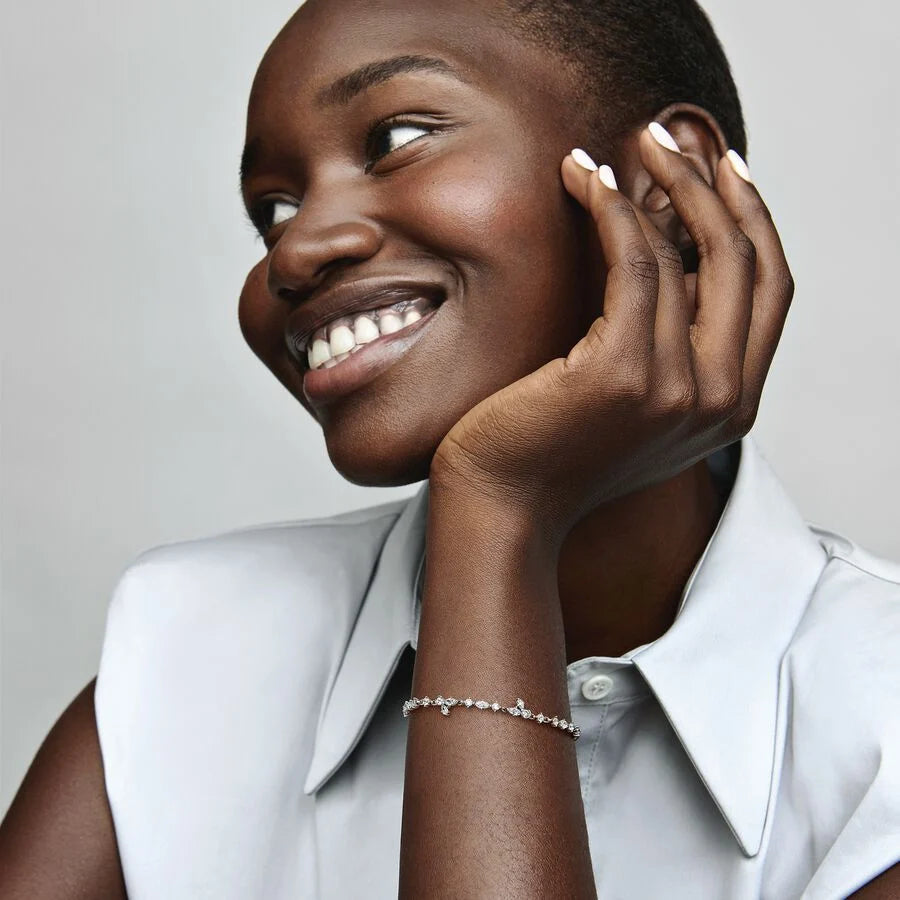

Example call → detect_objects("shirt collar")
303 436 828 861
631 434 827 856
303 480 429 796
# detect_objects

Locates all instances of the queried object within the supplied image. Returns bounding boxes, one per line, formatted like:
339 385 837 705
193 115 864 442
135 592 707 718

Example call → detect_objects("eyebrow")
314 53 469 108
239 54 471 188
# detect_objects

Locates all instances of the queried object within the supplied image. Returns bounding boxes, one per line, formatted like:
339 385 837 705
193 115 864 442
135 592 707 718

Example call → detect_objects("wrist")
426 471 562 563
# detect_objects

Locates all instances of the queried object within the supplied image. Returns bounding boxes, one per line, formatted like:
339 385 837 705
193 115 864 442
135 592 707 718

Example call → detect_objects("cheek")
238 258 312 412
238 259 281 361
410 156 568 266
404 156 587 364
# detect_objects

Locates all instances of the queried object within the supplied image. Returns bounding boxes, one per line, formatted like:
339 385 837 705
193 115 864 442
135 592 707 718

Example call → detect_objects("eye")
250 198 299 237
245 116 443 241
365 116 435 172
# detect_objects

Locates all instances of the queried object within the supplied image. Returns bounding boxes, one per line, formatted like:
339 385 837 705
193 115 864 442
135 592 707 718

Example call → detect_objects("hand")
430 123 795 547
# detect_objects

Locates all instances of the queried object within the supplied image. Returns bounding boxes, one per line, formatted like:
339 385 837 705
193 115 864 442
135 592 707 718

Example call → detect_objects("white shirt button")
581 674 614 701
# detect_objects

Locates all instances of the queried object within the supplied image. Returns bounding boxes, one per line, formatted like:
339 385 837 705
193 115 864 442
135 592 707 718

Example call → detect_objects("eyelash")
247 115 439 241
365 114 437 171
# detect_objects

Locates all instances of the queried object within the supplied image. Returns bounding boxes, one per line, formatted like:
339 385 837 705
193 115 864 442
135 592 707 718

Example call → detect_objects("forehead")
248 0 571 124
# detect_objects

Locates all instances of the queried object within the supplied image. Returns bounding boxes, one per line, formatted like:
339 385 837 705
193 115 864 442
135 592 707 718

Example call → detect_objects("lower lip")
300 305 441 406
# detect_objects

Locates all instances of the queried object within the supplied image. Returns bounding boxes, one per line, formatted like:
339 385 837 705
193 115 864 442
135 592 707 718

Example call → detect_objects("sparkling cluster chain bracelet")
402 694 581 740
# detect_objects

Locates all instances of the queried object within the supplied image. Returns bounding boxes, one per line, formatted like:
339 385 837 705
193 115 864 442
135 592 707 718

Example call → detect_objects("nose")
266 188 384 304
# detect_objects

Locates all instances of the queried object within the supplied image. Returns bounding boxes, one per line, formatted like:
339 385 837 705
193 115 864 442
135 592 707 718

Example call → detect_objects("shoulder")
103 495 407 639
789 524 900 688
94 495 410 749
775 527 900 899
93 497 412 857
785 523 900 756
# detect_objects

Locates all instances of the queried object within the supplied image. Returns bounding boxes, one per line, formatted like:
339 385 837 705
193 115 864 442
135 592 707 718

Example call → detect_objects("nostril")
275 258 372 308
277 287 303 306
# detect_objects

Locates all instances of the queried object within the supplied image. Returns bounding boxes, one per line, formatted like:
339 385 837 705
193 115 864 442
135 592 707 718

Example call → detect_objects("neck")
557 459 725 662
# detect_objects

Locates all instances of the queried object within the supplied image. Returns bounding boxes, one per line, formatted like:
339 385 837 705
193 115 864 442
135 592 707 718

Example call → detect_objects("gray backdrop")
1 0 898 816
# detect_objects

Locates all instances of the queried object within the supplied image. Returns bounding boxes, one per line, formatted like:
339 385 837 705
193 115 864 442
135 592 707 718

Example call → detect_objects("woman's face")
239 0 605 485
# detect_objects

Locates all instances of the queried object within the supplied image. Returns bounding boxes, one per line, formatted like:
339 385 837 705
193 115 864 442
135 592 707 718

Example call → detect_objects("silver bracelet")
402 694 581 740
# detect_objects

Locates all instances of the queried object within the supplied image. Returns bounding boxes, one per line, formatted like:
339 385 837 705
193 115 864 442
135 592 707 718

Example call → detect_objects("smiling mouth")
294 295 440 372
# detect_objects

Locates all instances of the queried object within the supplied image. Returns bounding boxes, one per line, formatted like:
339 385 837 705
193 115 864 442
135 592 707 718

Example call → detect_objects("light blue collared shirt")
95 434 900 898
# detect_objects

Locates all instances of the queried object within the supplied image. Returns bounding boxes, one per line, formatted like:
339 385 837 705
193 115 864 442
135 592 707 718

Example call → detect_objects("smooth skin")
1 0 896 896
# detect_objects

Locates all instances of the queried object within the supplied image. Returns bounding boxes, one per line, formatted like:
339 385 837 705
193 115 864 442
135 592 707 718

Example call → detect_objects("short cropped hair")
500 0 747 160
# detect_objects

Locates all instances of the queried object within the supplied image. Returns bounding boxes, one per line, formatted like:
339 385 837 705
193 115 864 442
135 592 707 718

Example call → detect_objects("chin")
322 423 436 488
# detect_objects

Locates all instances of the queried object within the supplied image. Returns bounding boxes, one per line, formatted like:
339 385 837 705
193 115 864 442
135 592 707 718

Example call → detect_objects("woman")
2 0 898 896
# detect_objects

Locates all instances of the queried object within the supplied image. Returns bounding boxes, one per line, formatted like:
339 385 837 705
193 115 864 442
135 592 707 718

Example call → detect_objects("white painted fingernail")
597 164 618 190
571 148 598 171
648 121 681 153
726 149 752 183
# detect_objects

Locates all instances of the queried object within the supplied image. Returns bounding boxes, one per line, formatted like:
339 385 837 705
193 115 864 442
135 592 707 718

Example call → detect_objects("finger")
638 124 755 396
560 149 598 208
565 152 694 371
712 153 795 408
627 201 694 379
562 151 659 355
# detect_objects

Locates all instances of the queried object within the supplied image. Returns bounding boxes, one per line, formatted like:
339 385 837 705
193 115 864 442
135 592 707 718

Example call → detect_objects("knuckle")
620 249 660 285
609 355 653 401
603 198 640 225
780 268 796 302
745 199 774 229
620 372 653 402
649 239 685 278
663 376 698 414
703 376 742 417
731 401 759 436
728 228 758 269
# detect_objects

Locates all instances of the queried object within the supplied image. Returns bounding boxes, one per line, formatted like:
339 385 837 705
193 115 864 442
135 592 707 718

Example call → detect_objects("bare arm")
0 677 128 899
398 126 793 897
849 865 900 899
398 483 596 898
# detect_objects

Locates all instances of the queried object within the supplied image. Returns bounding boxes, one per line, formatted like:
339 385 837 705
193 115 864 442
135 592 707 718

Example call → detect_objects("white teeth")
305 296 438 371
308 338 332 370
329 324 355 357
353 315 380 344
379 313 403 335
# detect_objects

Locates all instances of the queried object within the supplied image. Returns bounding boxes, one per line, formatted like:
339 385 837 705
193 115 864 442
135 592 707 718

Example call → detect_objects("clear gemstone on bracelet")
401 694 579 739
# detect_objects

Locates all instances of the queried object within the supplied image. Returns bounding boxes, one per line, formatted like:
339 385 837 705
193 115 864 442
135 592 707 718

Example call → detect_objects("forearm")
398 482 597 899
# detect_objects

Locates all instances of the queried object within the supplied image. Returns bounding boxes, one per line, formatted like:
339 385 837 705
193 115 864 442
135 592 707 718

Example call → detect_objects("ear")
614 102 731 272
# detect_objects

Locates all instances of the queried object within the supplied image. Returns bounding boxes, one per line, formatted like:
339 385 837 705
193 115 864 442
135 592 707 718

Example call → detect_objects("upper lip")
284 275 447 364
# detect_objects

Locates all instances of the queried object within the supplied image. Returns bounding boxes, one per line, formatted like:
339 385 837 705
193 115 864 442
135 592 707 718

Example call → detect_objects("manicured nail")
571 148 598 171
648 121 681 153
597 164 618 190
726 149 752 183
